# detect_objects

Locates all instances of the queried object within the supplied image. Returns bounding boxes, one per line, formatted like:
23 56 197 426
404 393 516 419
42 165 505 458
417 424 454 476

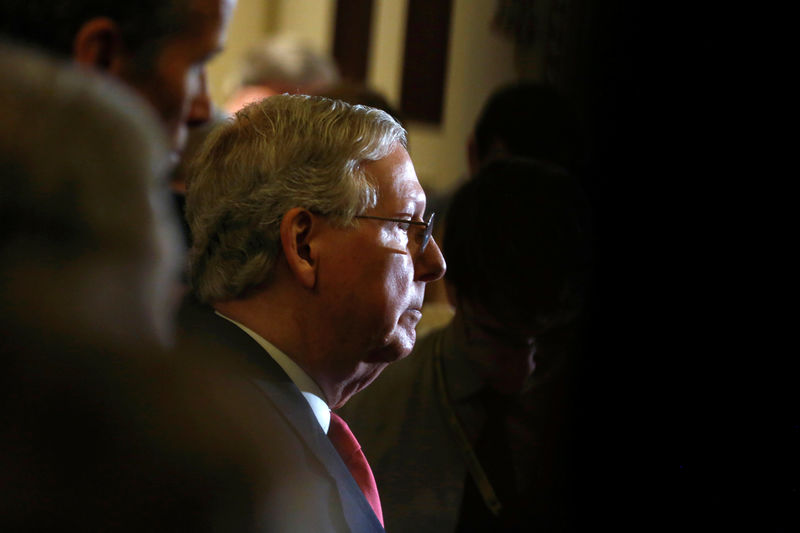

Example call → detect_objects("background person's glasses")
355 212 435 253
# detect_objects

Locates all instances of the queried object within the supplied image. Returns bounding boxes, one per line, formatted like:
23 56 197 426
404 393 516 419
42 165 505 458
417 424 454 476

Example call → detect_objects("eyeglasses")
355 212 435 253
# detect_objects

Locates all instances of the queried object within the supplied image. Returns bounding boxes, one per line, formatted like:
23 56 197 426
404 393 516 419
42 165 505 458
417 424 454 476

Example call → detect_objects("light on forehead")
363 146 425 214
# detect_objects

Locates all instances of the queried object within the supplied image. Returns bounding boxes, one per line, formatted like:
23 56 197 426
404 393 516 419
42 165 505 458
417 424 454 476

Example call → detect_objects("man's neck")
213 294 339 401
215 310 332 431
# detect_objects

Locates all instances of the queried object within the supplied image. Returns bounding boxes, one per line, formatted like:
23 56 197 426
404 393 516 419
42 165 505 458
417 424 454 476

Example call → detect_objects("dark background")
566 2 795 531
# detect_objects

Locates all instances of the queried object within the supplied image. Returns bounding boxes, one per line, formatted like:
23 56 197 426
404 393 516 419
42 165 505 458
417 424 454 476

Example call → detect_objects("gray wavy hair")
186 94 407 303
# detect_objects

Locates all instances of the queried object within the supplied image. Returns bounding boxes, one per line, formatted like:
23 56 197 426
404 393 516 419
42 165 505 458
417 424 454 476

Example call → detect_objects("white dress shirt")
215 311 331 434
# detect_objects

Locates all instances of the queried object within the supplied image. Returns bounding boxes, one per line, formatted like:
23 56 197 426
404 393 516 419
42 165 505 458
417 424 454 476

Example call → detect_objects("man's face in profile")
125 0 236 155
312 144 446 406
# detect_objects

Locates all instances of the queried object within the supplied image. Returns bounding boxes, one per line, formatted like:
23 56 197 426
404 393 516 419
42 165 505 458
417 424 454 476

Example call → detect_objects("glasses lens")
421 213 435 252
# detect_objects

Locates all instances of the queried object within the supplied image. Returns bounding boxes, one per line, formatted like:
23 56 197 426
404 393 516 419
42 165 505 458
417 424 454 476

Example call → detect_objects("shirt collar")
215 311 331 434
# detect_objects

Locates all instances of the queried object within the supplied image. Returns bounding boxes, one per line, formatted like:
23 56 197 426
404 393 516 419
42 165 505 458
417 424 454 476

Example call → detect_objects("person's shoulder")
174 293 264 369
176 291 214 329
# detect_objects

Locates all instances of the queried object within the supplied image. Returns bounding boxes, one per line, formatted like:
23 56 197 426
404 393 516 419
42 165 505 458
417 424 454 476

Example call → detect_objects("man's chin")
367 334 415 364
336 361 391 408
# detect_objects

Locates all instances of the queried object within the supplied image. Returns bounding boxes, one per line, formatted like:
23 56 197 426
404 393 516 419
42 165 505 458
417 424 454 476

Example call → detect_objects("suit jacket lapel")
250 374 381 531
203 310 383 531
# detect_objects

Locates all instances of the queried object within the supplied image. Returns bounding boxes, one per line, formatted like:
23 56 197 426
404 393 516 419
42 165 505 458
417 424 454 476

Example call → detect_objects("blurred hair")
235 34 340 93
187 94 407 303
0 0 192 72
443 158 592 332
473 82 584 174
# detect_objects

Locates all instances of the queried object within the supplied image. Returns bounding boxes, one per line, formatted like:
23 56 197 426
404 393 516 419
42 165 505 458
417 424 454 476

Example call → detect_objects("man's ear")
280 207 318 290
73 17 127 74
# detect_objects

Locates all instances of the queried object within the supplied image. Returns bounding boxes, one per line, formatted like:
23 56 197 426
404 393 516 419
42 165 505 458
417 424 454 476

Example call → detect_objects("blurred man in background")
0 0 237 158
223 34 340 113
468 81 584 176
419 81 586 336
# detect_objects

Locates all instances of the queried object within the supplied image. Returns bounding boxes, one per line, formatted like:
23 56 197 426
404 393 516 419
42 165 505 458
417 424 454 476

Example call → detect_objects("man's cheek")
377 226 411 254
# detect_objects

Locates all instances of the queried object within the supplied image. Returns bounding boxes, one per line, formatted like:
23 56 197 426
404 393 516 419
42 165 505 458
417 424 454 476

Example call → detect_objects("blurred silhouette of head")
469 82 584 176
223 34 340 113
443 158 591 392
0 42 183 347
0 0 237 153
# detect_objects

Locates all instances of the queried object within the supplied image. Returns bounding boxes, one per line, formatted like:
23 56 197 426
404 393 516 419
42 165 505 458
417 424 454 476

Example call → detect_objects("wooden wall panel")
400 0 453 124
332 0 374 83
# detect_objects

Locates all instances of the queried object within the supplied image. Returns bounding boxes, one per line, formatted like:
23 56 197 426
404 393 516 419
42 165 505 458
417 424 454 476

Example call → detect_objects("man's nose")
186 70 211 127
415 238 446 282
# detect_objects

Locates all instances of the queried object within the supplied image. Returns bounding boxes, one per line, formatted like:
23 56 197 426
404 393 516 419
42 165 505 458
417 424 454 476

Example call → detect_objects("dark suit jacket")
177 297 385 532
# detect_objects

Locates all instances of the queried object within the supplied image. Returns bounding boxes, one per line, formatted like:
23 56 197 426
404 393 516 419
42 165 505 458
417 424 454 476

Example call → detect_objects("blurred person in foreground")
0 43 267 532
341 158 593 532
179 94 446 531
223 34 340 114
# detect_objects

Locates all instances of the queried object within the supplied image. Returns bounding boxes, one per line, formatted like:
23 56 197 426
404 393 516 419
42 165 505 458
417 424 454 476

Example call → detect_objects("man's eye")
397 220 412 231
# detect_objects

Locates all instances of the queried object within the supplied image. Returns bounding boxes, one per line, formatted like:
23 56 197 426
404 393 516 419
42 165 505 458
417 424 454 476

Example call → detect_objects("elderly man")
0 0 236 156
179 94 446 531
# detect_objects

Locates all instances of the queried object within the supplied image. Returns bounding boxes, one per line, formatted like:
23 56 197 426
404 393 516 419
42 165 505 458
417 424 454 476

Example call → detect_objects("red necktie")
328 412 384 526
